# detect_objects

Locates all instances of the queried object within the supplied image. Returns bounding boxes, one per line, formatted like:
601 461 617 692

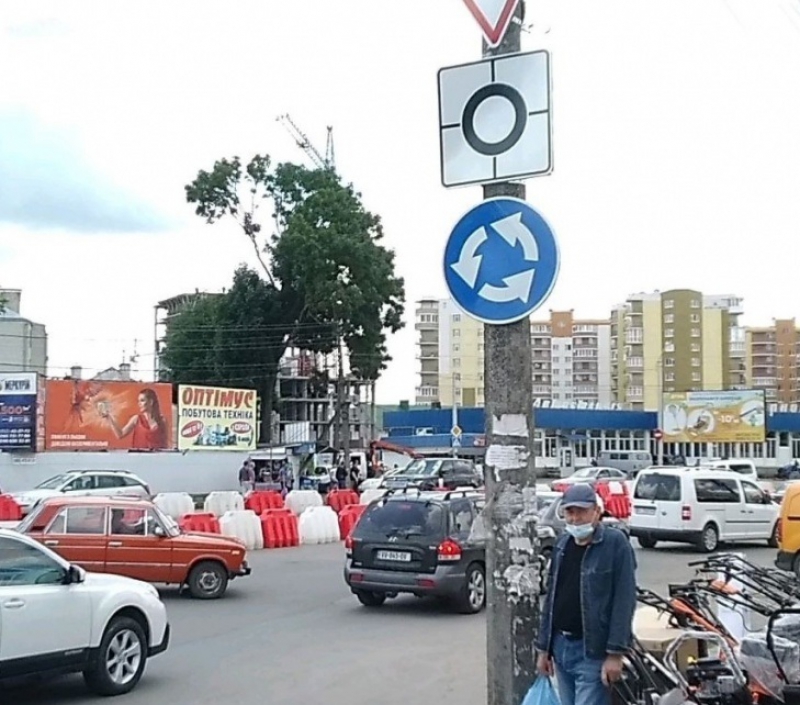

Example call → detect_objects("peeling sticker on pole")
491 413 528 437
485 444 527 471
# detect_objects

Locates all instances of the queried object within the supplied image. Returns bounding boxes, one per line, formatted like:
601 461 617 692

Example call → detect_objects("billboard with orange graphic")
45 380 174 451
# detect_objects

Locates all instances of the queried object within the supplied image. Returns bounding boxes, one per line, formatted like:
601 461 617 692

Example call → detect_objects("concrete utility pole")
482 4 541 704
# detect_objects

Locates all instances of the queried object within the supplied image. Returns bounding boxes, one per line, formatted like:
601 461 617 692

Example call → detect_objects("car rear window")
634 473 681 502
353 500 445 540
725 464 753 475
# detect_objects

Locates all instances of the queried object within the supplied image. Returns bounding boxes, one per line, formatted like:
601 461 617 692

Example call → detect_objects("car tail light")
345 535 353 556
681 505 692 521
437 538 462 562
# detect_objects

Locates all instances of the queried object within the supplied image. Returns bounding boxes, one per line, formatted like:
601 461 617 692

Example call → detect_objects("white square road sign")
437 50 552 188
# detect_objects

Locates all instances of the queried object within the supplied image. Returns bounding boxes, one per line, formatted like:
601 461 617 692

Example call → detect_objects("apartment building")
745 319 800 403
610 290 744 411
414 299 612 407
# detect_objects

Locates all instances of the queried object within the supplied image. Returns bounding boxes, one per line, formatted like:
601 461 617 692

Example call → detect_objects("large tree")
162 156 405 442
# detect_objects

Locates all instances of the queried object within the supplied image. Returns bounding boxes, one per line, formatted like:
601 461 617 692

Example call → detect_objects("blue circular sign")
443 197 560 325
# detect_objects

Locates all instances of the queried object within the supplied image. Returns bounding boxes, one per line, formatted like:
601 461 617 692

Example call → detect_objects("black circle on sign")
462 83 527 156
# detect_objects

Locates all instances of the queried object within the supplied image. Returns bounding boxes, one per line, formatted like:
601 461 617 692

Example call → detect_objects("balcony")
626 357 644 369
626 388 644 401
415 385 439 399
625 328 644 344
729 341 745 356
415 319 438 331
533 385 551 395
753 378 777 387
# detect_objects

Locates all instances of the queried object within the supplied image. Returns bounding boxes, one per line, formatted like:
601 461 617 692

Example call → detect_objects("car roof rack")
441 488 482 501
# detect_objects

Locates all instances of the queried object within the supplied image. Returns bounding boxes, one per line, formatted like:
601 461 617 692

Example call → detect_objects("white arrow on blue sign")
443 197 559 325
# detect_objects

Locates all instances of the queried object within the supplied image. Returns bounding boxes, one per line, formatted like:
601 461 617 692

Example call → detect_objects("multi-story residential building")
414 299 612 407
0 289 47 377
610 290 744 411
745 319 800 403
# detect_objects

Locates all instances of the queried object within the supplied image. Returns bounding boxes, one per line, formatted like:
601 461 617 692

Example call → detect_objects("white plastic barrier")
299 506 340 545
219 510 264 551
154 492 195 520
285 490 323 516
359 489 386 505
204 491 245 517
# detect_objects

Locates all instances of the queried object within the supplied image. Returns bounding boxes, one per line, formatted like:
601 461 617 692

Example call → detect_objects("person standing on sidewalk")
238 460 255 495
535 483 637 705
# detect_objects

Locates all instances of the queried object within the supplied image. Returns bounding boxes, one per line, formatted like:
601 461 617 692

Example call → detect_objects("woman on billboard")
99 388 169 450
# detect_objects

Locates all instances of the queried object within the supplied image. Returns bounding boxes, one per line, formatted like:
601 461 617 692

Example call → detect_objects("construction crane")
276 113 336 172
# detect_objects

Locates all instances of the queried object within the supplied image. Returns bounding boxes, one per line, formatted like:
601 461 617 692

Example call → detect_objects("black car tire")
697 523 719 553
83 616 147 696
187 561 229 599
355 590 386 607
768 523 779 548
637 536 657 549
455 562 486 615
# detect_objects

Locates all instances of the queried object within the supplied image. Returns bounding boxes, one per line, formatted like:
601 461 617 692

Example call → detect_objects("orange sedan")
18 496 251 599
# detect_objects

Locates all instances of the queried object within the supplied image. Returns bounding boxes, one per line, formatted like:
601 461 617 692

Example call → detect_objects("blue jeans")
552 633 610 705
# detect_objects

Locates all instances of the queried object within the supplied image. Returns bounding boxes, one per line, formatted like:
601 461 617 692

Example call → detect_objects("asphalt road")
5 540 778 705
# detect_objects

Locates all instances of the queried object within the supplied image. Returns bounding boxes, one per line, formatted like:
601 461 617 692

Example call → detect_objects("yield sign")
462 0 521 48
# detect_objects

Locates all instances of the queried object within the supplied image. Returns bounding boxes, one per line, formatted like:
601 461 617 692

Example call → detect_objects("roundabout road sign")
443 198 559 325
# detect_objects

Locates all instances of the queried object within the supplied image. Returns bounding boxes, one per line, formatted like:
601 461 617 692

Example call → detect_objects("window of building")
664 357 675 367
692 372 701 382
691 328 701 337
664 342 675 353
453 358 461 367
452 314 461 322
691 343 701 352
453 344 460 352
665 372 675 382
692 357 701 367
664 329 674 338
664 300 674 309
691 300 701 309
691 314 700 323
664 314 674 324
453 329 460 337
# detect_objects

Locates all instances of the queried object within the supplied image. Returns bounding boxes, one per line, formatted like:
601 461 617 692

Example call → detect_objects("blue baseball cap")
561 483 599 509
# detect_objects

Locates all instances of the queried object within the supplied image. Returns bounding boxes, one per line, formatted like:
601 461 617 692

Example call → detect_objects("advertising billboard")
177 384 257 451
0 373 38 451
45 380 174 451
661 390 766 444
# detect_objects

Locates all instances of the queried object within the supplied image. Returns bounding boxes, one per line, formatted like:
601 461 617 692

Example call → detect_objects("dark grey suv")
344 490 486 613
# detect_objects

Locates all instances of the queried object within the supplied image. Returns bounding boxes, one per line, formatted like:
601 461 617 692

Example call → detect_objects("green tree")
168 155 404 441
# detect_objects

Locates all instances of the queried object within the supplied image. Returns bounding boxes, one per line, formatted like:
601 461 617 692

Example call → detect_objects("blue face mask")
565 522 594 541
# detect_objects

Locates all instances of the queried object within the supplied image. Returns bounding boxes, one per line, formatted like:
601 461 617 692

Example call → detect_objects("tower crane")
276 113 336 172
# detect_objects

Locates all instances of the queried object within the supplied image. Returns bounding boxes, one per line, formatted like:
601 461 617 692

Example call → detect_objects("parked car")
0 528 169 696
630 466 779 552
344 489 488 613
9 469 151 516
379 458 483 492
18 496 251 599
550 466 628 491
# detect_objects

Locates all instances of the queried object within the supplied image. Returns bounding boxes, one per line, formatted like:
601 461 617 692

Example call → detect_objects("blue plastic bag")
521 676 560 705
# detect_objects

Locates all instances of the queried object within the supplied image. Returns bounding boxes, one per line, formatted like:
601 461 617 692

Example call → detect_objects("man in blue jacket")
535 483 637 705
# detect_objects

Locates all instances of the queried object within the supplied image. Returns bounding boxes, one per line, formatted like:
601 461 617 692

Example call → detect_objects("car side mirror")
67 564 86 584
153 525 166 538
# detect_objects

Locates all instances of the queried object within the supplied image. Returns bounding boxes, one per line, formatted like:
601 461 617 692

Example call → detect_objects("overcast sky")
1 0 799 404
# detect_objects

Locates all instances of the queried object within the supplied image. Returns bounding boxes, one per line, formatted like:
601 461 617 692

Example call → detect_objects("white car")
10 469 151 516
0 529 169 696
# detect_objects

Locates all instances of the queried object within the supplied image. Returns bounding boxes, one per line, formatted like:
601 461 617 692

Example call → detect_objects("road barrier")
179 512 221 534
204 491 245 517
299 506 340 545
154 492 195 520
0 495 22 521
337 504 367 540
220 509 264 550
245 490 284 514
285 489 323 516
260 509 300 548
327 490 360 514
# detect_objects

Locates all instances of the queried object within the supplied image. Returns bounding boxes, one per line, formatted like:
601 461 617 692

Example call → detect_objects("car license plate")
376 550 412 562
635 506 656 516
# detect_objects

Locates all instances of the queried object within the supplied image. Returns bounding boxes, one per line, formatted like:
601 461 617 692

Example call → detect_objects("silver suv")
10 470 151 516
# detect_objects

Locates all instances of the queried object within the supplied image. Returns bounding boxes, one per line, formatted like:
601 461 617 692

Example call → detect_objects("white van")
595 450 652 477
702 459 758 483
629 467 778 552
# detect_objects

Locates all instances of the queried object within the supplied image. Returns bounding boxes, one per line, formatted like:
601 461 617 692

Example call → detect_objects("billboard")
0 373 38 451
177 384 257 451
45 380 174 451
661 390 766 444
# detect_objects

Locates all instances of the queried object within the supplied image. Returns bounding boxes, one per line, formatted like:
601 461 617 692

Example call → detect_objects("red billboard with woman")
44 380 174 451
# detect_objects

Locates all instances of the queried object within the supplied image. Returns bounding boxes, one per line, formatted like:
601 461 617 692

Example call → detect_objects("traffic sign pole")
481 4 541 704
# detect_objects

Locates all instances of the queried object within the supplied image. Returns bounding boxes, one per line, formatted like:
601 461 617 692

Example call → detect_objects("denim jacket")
535 523 637 660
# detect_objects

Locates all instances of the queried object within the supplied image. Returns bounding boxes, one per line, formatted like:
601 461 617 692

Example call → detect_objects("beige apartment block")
745 319 800 403
611 291 744 411
414 298 613 408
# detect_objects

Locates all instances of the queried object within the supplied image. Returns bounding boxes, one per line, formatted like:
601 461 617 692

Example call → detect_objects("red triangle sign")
462 0 521 47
